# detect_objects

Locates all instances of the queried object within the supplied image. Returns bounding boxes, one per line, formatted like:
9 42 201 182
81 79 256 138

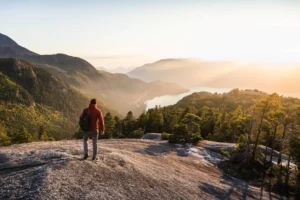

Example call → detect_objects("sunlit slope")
128 58 240 87
0 58 117 139
0 33 187 115
128 59 300 97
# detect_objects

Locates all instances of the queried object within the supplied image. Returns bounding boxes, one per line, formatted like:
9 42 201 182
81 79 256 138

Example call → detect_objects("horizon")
2 0 300 69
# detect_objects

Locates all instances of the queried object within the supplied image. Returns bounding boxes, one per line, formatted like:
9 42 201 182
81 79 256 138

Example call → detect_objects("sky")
1 0 300 69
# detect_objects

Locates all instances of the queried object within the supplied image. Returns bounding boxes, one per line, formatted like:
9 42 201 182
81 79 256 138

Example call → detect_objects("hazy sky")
1 0 300 68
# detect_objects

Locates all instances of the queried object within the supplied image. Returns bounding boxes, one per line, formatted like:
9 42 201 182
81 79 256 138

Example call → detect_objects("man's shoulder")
96 108 102 113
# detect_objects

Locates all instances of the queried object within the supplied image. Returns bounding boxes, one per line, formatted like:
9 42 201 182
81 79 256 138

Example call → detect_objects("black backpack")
79 110 91 132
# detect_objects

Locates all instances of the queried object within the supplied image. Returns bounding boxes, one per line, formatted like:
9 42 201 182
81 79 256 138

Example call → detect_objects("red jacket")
81 104 105 132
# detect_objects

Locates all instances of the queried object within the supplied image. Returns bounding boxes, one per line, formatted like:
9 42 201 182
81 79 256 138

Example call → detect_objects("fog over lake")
145 87 232 110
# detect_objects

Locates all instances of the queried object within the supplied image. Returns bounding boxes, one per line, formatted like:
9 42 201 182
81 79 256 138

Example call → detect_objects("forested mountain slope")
0 33 187 115
0 58 115 141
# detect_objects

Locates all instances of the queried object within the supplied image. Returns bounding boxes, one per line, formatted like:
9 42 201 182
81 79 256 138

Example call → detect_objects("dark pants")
83 131 98 158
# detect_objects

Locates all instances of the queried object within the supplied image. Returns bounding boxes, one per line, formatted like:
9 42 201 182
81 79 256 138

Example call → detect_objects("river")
145 86 232 110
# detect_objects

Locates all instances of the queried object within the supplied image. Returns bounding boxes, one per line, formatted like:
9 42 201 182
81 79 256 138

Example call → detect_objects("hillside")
0 33 37 56
128 59 300 98
127 58 239 87
0 139 283 200
174 89 268 111
0 33 187 115
90 71 187 114
208 64 300 97
0 58 116 139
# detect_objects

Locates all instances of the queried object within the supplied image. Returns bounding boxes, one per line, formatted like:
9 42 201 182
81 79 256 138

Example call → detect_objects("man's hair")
90 99 97 104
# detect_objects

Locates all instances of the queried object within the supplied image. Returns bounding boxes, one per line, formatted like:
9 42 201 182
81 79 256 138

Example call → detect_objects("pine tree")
0 131 11 146
38 126 45 140
14 127 32 144
40 131 49 141
123 111 135 137
252 94 277 161
114 116 122 138
103 112 116 139
38 126 49 141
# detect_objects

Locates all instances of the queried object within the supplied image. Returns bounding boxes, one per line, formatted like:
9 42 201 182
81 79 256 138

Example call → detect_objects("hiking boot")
83 154 89 160
92 156 98 161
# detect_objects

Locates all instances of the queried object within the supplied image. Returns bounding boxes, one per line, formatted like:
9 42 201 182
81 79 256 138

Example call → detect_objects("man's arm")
99 110 105 135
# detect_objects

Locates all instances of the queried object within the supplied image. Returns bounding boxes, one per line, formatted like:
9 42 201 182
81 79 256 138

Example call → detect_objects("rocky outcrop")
0 140 284 199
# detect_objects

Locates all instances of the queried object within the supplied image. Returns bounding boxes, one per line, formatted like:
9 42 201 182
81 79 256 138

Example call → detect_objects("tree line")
2 88 300 197
82 89 300 197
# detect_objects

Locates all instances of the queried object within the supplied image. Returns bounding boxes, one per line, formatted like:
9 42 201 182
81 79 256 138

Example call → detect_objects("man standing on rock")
80 99 105 160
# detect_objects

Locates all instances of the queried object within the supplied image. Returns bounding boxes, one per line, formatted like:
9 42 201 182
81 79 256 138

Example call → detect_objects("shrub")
169 123 203 144
237 134 247 144
40 131 49 141
13 127 32 144
74 128 83 139
0 132 11 146
161 132 171 140
129 128 143 138
192 133 202 144
221 149 231 158
169 124 188 143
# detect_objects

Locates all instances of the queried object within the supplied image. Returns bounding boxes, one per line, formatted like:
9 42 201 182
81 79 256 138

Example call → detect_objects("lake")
145 87 232 110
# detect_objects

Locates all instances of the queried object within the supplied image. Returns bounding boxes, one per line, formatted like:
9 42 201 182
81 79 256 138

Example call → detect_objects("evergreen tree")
38 126 49 141
123 111 135 137
170 123 189 143
129 128 143 138
0 131 11 146
150 107 164 132
40 131 49 141
14 127 32 144
137 112 149 133
103 112 116 139
38 126 45 140
252 94 277 161
114 116 122 138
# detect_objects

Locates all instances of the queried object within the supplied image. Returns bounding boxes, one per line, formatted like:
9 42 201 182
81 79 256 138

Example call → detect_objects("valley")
128 59 300 98
0 33 187 116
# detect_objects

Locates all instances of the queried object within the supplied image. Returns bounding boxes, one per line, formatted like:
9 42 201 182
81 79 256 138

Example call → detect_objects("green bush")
169 123 202 144
0 132 11 146
40 131 49 141
169 124 188 143
129 128 143 138
221 149 231 158
74 128 83 139
161 132 171 140
13 127 32 144
192 133 202 144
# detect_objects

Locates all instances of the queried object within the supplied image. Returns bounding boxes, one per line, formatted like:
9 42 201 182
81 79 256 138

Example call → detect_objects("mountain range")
0 33 187 115
98 66 135 74
127 58 239 87
128 58 300 97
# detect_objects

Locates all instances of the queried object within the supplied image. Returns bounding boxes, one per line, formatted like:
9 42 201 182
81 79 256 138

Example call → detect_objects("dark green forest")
0 58 114 143
93 89 300 197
